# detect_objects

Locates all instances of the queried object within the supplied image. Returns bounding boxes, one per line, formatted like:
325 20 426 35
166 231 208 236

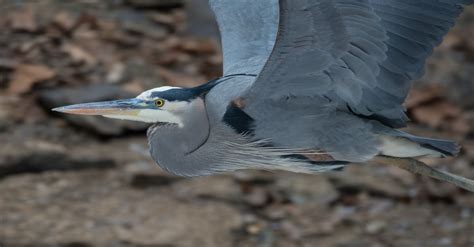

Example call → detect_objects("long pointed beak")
52 98 148 116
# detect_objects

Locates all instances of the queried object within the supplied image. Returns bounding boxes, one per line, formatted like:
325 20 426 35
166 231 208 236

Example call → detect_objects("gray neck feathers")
147 98 221 176
147 77 346 176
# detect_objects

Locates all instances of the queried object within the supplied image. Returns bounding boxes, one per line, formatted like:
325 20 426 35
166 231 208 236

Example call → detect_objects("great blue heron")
54 0 474 191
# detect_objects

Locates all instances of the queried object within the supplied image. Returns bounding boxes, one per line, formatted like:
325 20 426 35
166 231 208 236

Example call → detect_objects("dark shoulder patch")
223 100 254 135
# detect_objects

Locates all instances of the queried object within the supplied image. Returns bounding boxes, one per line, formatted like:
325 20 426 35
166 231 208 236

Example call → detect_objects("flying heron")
54 0 474 191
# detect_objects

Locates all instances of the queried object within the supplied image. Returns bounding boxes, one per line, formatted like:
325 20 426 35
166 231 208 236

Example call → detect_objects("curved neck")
147 98 218 176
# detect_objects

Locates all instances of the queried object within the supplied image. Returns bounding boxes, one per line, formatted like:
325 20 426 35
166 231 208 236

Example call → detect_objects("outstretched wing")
244 0 472 127
209 0 279 75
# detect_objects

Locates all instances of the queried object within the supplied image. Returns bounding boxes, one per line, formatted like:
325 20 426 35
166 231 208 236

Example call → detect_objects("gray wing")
245 0 473 128
209 0 279 75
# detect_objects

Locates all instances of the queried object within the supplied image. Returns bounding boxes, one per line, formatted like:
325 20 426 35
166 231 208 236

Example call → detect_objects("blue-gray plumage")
54 0 473 177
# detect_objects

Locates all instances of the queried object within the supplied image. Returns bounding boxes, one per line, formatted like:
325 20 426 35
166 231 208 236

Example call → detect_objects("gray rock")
130 173 181 188
169 175 241 202
328 166 410 199
38 84 150 136
243 187 270 208
365 220 387 234
0 119 8 133
125 0 183 8
0 138 115 179
274 172 339 206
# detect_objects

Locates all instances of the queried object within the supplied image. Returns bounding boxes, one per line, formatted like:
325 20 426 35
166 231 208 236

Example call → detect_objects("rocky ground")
0 1 473 246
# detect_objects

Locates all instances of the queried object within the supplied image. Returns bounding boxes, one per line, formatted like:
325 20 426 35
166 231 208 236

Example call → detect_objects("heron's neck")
147 98 216 176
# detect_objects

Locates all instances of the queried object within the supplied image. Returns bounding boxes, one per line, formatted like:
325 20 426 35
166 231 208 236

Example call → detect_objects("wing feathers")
209 0 279 75
241 0 470 127
211 0 472 127
247 0 388 117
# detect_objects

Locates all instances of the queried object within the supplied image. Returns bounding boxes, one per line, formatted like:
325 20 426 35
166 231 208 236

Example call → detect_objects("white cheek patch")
138 109 183 126
104 109 183 126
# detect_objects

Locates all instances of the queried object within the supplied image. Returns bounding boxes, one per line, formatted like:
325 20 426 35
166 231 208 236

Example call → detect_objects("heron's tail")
402 135 460 157
379 132 459 158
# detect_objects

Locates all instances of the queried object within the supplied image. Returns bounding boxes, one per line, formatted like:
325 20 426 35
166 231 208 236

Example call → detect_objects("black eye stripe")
148 74 257 101
151 89 195 102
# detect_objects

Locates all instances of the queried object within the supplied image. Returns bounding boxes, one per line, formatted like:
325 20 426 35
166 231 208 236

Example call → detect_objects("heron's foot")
370 156 474 192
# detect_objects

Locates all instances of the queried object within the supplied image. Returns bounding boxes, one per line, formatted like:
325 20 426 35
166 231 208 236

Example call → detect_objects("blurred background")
0 0 473 246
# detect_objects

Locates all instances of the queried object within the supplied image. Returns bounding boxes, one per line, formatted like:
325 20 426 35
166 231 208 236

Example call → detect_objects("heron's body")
145 74 454 176
55 0 472 177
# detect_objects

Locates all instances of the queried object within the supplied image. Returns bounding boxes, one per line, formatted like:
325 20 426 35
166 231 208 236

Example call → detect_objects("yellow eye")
155 99 165 107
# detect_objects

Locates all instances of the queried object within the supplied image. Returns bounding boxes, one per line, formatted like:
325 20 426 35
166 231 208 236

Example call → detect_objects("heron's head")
53 86 206 126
